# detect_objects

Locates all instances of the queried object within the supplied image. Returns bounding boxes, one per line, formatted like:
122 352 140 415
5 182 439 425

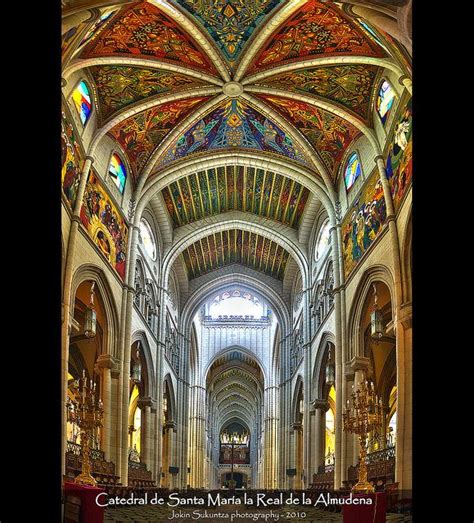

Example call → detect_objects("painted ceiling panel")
157 99 310 168
90 65 209 122
108 96 210 180
182 229 289 280
162 166 309 228
256 64 379 123
169 0 284 69
80 1 218 75
248 0 386 73
257 94 361 177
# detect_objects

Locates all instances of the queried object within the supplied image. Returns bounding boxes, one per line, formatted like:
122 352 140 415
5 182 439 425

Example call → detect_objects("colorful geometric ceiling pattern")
257 95 361 176
182 229 290 280
162 166 309 228
108 96 210 179
257 65 379 122
90 65 208 122
249 0 385 73
170 0 283 68
80 1 218 75
158 99 309 167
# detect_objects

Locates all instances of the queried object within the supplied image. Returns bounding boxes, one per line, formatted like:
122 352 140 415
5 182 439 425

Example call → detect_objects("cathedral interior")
61 0 412 518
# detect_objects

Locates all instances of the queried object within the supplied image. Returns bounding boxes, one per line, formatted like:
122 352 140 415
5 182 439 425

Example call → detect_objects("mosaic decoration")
258 95 360 176
182 229 289 280
170 0 283 68
344 151 362 190
108 97 210 179
162 166 309 228
341 169 387 278
376 80 396 125
385 97 412 212
159 99 309 167
249 0 385 72
61 110 84 210
108 153 127 194
258 65 379 122
80 171 129 280
80 1 217 75
72 80 92 125
90 65 208 122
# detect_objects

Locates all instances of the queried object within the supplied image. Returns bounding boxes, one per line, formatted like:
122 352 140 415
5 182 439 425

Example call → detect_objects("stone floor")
104 504 413 523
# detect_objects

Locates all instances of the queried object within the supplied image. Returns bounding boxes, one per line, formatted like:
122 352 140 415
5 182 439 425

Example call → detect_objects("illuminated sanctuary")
61 0 412 512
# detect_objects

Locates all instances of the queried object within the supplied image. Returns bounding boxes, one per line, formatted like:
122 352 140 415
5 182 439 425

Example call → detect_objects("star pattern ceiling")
182 230 290 280
162 166 309 228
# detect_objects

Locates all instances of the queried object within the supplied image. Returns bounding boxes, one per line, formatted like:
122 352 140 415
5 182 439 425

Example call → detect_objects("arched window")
376 80 396 125
315 220 331 261
344 152 362 191
139 219 157 260
72 80 92 126
108 153 127 194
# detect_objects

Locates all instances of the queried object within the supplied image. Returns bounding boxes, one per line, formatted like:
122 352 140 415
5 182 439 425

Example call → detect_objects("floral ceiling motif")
256 64 379 123
108 96 211 180
90 65 209 122
248 0 385 73
170 0 284 70
257 94 361 176
80 1 218 75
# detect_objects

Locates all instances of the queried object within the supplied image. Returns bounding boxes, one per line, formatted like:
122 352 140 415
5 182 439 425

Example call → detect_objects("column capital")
96 353 120 370
399 302 413 329
138 396 156 409
347 355 371 373
85 156 95 163
374 155 385 163
61 77 67 87
311 398 329 412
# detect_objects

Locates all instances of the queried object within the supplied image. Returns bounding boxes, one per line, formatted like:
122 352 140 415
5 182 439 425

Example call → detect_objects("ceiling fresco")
162 166 309 228
90 65 209 122
256 64 379 123
248 0 386 73
182 229 290 280
169 0 284 69
257 94 361 176
108 96 210 179
80 1 218 75
157 98 310 168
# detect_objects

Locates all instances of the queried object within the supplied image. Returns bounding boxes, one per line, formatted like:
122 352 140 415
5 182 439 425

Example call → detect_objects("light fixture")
325 346 335 386
131 345 142 384
84 281 97 338
370 283 384 341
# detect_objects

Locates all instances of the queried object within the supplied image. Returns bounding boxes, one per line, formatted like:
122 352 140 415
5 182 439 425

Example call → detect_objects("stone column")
96 354 119 462
138 397 154 469
314 399 329 474
61 156 94 476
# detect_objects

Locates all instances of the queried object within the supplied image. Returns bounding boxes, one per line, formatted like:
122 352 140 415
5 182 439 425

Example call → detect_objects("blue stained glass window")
344 152 362 191
72 80 92 125
376 81 396 125
108 153 127 194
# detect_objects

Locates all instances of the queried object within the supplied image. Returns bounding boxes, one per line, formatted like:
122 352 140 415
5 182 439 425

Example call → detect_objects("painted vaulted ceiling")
63 0 406 281
182 229 290 280
162 165 309 229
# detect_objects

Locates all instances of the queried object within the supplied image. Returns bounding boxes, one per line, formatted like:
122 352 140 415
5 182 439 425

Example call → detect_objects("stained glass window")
139 219 156 260
315 220 331 260
344 152 362 191
72 80 92 125
108 153 127 194
376 81 396 125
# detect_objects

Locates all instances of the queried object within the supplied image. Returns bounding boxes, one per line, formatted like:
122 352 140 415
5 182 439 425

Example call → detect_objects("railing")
202 315 270 324
65 441 118 484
